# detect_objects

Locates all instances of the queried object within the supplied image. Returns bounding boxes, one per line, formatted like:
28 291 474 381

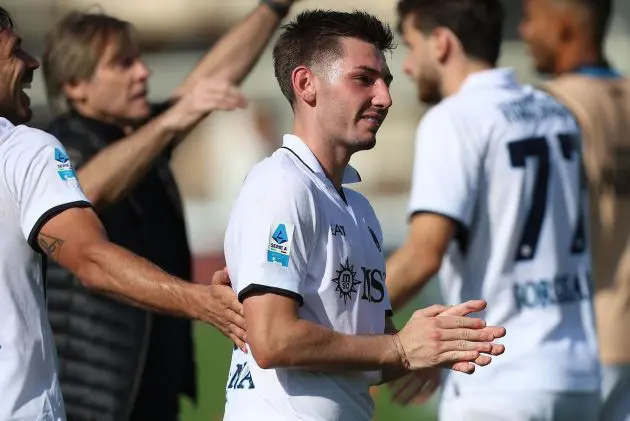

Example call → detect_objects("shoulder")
0 122 62 157
240 149 319 209
345 189 379 222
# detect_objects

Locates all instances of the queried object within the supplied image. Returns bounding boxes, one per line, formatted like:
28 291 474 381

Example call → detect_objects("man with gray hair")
0 6 245 421
41 1 305 420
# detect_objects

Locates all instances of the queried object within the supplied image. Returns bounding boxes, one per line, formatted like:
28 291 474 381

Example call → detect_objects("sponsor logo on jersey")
54 147 77 181
332 258 361 304
331 224 346 236
267 223 294 267
332 259 386 305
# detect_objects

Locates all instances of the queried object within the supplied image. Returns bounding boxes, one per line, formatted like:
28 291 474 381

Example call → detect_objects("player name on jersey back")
409 69 600 394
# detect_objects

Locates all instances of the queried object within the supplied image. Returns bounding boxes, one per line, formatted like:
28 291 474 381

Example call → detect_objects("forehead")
337 37 389 72
97 30 138 65
400 14 423 39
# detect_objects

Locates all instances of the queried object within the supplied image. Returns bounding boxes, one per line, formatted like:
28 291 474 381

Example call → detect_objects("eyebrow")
353 65 394 85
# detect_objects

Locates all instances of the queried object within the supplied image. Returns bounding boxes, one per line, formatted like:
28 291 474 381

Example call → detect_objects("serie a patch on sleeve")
267 222 295 268
54 147 77 181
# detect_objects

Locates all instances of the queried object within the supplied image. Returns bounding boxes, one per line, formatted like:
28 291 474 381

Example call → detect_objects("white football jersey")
223 135 392 421
409 69 600 394
0 118 90 420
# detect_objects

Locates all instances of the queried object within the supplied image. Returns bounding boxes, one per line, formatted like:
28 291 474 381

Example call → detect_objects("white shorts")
439 390 600 421
600 363 630 421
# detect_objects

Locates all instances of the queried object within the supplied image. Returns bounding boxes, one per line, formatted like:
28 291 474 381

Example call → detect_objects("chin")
350 136 377 152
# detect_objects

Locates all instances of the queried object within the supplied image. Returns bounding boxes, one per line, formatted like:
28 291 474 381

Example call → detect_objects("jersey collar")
571 65 622 79
459 67 519 93
281 134 362 185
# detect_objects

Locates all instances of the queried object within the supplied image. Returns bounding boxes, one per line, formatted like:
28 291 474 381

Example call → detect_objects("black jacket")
45 106 196 421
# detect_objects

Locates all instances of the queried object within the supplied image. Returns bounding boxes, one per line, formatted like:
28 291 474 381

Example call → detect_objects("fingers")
230 333 248 354
435 315 486 329
438 350 480 366
392 373 439 406
473 354 492 366
439 340 494 353
451 361 475 374
211 267 231 286
436 327 494 342
392 376 433 405
438 300 487 317
413 304 449 318
199 81 247 111
488 343 505 356
484 326 507 339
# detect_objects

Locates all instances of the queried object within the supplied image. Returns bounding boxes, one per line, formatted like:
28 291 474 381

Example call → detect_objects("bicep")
406 213 457 258
242 292 300 354
37 206 107 273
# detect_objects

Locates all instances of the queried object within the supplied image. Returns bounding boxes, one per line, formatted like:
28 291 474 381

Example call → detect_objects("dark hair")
397 0 504 66
272 9 395 106
0 7 14 31
571 0 612 46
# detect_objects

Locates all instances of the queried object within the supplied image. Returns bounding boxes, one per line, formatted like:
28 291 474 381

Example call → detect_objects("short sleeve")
2 128 91 250
226 172 318 305
408 106 482 229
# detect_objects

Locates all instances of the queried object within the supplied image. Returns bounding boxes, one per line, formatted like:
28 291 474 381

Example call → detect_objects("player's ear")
431 27 453 65
292 66 316 105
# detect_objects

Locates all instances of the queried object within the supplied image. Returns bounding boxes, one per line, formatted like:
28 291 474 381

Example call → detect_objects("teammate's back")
545 74 630 364
408 69 599 393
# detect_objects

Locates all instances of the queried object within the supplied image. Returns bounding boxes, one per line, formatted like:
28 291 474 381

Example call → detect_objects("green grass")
180 281 443 421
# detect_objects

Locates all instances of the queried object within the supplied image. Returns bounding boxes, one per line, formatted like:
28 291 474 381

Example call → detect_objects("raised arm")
177 0 301 96
71 79 246 211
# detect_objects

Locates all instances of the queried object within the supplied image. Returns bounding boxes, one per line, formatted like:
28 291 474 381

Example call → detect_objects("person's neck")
72 104 134 134
292 118 350 191
441 59 494 97
553 40 607 75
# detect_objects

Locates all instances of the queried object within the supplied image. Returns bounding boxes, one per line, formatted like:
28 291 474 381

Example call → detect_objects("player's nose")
373 81 392 109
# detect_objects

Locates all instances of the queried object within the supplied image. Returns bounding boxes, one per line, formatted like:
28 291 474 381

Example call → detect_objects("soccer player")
41 1 304 418
222 10 506 421
520 0 630 419
385 0 601 419
0 8 245 421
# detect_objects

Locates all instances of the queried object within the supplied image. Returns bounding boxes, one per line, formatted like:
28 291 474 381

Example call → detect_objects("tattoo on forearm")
38 234 65 261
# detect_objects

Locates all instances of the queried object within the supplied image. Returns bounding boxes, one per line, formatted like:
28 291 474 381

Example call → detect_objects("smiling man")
0 7 247 421
222 10 506 421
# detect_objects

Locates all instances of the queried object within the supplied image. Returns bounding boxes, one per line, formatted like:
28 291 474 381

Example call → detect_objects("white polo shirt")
409 68 600 394
223 134 392 421
0 118 90 420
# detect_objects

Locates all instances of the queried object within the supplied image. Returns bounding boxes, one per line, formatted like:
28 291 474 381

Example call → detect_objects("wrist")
392 333 411 371
260 0 291 19
154 107 186 136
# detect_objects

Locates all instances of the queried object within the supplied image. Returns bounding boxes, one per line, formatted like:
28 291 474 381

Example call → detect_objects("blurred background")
7 0 630 419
